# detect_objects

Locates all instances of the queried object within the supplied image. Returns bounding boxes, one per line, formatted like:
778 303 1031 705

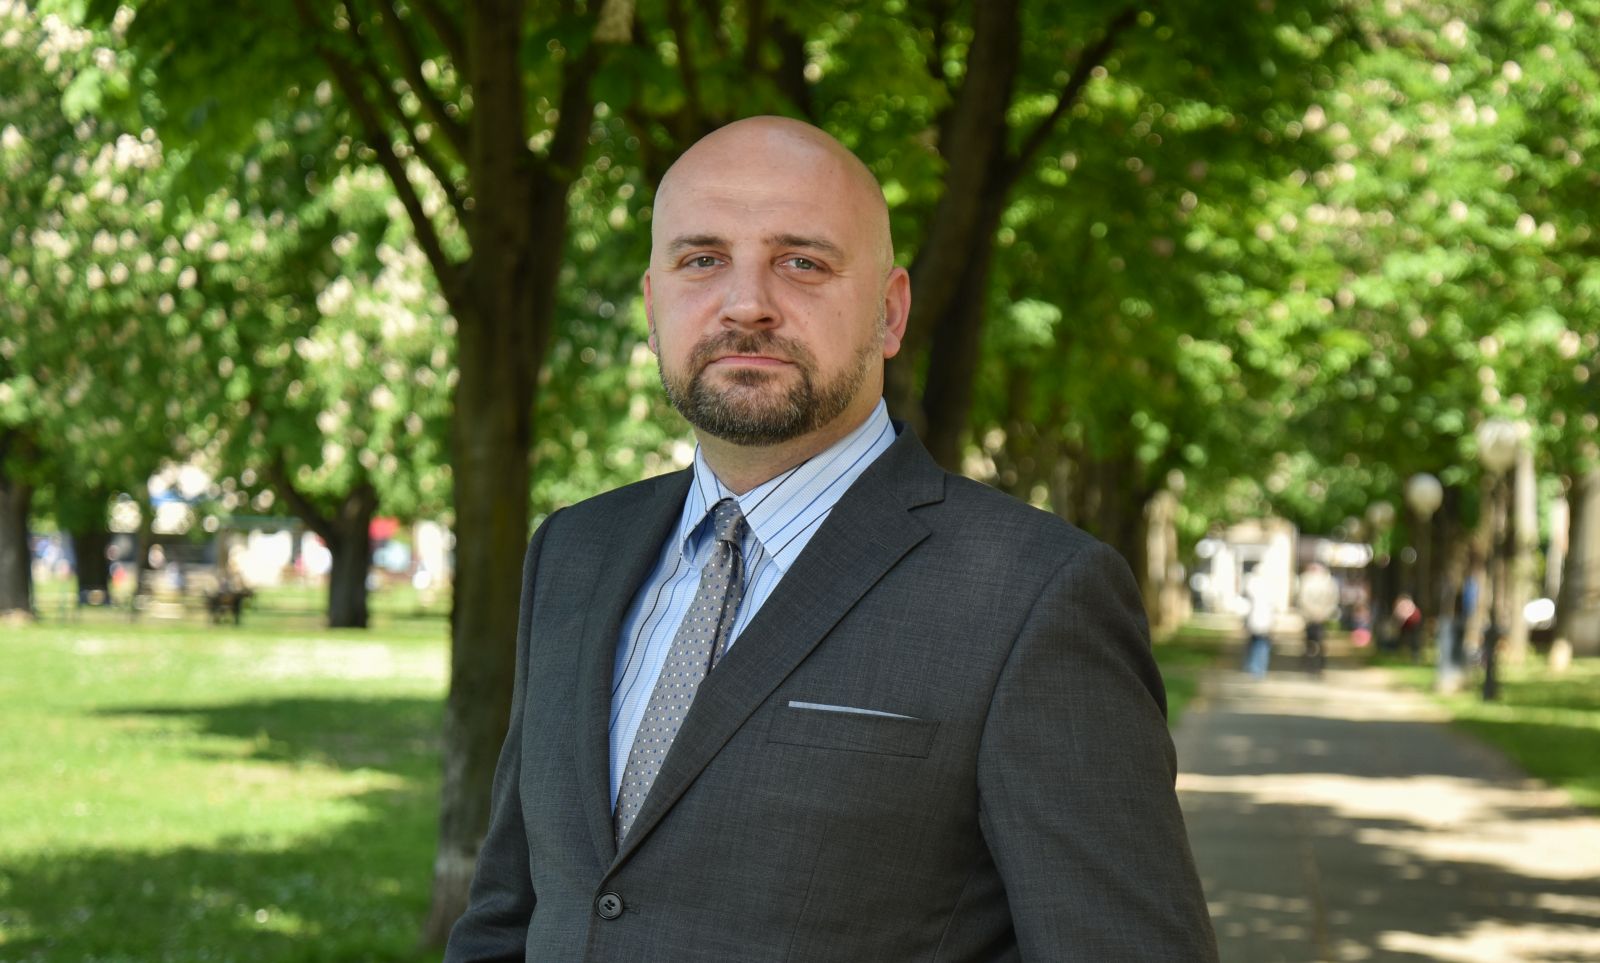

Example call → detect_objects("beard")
659 319 882 447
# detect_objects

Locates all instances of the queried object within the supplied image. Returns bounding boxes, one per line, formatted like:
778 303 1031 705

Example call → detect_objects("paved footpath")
1174 655 1600 963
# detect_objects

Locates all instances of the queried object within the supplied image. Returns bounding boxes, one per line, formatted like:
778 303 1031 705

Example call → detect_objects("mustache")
688 331 814 370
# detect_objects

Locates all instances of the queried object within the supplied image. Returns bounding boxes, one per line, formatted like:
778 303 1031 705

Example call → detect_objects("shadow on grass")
2 697 456 963
0 786 445 963
1488 672 1600 713
94 696 444 775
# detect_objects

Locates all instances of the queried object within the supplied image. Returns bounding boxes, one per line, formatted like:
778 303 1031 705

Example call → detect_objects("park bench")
128 565 253 624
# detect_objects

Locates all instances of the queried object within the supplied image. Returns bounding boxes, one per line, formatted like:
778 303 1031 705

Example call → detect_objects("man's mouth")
708 354 793 368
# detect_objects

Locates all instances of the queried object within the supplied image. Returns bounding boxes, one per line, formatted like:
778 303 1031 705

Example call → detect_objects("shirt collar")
678 399 896 572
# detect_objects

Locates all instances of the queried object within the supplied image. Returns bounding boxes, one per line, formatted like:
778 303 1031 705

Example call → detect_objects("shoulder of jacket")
933 474 1105 556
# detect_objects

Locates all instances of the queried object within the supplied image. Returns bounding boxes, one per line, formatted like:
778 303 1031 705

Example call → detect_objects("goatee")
659 329 874 446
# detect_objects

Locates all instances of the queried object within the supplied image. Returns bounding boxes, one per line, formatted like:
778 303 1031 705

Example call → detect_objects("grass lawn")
1383 655 1600 813
2 580 1216 962
0 605 451 963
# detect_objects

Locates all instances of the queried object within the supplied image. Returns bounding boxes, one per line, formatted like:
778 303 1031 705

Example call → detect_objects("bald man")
445 117 1218 962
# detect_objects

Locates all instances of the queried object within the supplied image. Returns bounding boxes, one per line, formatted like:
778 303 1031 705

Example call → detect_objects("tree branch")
742 0 766 75
693 0 731 58
543 23 606 182
666 0 706 131
373 0 471 158
770 16 814 120
413 0 469 74
346 4 469 223
264 449 338 544
922 0 953 93
1008 6 1140 180
292 0 462 298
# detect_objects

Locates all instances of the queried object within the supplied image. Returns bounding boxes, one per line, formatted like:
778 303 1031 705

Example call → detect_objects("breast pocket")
766 702 939 758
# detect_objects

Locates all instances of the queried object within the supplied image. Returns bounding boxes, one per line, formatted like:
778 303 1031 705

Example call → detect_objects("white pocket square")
787 700 918 720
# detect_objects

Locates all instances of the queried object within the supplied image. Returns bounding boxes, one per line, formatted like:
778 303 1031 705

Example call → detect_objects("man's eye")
687 255 719 268
786 257 820 271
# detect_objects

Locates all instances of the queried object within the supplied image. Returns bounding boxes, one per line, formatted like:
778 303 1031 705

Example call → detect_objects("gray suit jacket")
446 428 1218 961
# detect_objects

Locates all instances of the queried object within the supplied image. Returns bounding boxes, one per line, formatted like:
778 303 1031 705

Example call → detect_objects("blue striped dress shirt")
608 400 898 805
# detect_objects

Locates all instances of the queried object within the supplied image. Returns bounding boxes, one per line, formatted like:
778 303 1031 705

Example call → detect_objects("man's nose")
719 263 778 328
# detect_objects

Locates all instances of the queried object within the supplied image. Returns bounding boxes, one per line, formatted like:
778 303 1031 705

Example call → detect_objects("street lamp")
1475 418 1530 699
1406 472 1449 686
1477 419 1522 476
1406 473 1444 609
1405 473 1444 519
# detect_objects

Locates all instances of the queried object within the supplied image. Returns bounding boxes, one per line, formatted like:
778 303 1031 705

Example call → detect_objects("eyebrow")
769 233 845 261
664 234 726 258
662 232 847 262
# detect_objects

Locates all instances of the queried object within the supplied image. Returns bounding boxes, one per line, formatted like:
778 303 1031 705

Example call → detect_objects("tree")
1198 0 1600 634
0 0 206 616
184 162 457 628
100 0 702 934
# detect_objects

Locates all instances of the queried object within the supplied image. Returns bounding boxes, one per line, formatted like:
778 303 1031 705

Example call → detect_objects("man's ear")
642 272 658 354
880 266 911 359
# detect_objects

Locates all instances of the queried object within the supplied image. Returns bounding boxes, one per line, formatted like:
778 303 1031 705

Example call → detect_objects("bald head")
653 116 895 273
641 115 913 478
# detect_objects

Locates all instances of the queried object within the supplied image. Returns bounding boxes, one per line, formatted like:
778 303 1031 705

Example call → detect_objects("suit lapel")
612 429 945 865
573 469 694 866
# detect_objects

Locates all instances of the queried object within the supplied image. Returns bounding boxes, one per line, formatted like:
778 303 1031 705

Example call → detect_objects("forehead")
651 145 880 256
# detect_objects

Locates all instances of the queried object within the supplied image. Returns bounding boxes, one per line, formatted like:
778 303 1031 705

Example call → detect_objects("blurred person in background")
1297 563 1339 677
1243 572 1277 678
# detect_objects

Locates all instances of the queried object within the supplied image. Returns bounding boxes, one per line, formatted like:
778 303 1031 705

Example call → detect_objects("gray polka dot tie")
614 498 748 845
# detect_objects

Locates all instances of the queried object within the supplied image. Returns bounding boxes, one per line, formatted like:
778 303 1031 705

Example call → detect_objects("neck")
696 406 876 495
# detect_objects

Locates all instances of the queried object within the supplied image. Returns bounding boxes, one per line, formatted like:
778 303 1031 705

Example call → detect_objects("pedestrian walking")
1243 573 1276 678
1296 563 1339 677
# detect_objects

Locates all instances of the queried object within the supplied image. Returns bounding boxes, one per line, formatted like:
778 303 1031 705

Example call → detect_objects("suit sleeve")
443 517 554 963
976 539 1219 962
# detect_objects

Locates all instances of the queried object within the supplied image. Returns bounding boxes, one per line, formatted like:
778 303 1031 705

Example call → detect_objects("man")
445 116 1218 961
1296 562 1339 677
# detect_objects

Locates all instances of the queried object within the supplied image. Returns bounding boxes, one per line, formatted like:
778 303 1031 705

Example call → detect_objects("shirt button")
595 892 624 920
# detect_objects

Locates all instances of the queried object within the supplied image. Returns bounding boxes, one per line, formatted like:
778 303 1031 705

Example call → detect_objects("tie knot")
709 498 746 546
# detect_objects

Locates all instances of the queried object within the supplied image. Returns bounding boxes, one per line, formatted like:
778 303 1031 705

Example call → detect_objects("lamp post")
1406 472 1448 686
1406 473 1444 611
1476 418 1527 700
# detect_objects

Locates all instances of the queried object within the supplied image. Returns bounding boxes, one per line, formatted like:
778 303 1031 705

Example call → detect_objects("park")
3 0 1599 959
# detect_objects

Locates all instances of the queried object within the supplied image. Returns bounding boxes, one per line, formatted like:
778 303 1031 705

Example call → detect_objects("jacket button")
595 892 624 920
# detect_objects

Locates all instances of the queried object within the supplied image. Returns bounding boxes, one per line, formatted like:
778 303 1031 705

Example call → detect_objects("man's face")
644 125 907 448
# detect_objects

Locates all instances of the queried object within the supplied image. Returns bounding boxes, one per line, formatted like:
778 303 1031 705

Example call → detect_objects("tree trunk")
1143 488 1183 636
1557 468 1600 655
1505 444 1537 661
72 528 113 605
885 0 1020 432
886 3 1137 462
325 482 377 629
421 4 594 941
1430 485 1466 617
0 468 33 619
919 177 1011 470
132 493 156 601
1053 446 1154 607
